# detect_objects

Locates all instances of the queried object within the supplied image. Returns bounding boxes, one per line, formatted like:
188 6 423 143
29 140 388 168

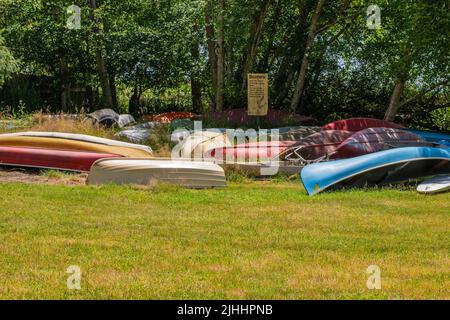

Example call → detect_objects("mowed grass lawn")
0 181 448 299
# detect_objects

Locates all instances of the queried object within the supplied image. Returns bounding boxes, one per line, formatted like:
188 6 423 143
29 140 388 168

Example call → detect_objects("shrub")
430 107 450 131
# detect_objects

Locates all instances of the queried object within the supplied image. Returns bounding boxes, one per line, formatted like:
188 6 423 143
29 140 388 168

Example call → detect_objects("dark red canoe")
279 130 353 162
0 146 121 172
322 118 404 132
330 128 428 159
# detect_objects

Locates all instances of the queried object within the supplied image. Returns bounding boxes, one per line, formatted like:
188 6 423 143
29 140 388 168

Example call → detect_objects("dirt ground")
0 167 87 186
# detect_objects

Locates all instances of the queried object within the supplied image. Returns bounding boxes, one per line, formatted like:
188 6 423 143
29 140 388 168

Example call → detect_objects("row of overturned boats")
174 118 450 194
0 117 449 195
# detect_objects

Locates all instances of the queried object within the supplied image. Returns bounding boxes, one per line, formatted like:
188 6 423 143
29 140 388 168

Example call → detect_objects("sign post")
247 74 269 119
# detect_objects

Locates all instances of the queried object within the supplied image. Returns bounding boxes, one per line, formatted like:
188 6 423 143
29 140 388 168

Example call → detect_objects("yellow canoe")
0 136 152 158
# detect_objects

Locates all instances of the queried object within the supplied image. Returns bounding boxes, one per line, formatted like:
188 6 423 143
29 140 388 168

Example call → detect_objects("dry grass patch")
29 112 114 138
0 168 86 186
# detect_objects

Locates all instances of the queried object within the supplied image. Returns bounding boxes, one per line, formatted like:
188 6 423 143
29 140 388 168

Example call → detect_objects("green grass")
0 181 448 300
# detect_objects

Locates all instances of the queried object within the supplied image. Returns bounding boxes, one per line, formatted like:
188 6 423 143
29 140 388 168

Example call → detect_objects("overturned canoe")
205 141 296 162
277 126 321 141
117 114 136 128
406 129 450 144
87 159 227 188
279 130 353 163
300 147 450 196
0 146 120 172
179 131 231 159
417 175 450 194
87 108 119 127
322 118 404 132
4 131 153 154
329 128 427 159
0 135 152 158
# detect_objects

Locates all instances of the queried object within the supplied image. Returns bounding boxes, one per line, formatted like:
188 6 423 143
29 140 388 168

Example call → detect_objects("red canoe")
330 128 427 159
206 141 296 162
143 112 199 123
322 118 404 132
0 146 121 172
280 130 353 162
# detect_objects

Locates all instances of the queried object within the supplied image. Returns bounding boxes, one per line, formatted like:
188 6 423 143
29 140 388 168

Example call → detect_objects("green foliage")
0 36 18 86
147 123 171 153
139 87 193 114
0 0 448 126
430 107 450 131
224 167 252 183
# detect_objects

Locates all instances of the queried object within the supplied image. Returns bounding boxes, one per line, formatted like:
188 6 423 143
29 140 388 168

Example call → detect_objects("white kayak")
4 131 153 154
87 158 227 188
417 175 450 194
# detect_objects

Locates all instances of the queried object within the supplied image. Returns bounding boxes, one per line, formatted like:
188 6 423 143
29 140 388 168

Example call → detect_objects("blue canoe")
406 129 450 143
300 147 450 196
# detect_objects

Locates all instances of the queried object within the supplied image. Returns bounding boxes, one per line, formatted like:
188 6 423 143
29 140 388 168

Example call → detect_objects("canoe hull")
87 159 227 188
0 136 151 158
5 131 152 154
280 130 353 162
206 141 296 162
300 147 450 195
406 130 450 144
0 146 120 172
417 175 450 194
331 128 425 159
322 118 404 132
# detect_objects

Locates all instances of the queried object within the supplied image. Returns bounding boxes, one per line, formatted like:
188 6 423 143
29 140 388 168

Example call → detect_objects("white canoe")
180 131 229 158
4 131 153 154
179 130 253 159
417 175 450 194
87 158 227 188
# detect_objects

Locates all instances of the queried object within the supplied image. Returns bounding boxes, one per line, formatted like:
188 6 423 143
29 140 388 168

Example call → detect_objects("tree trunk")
290 0 326 114
260 0 281 72
299 21 351 112
190 23 203 114
85 85 94 109
191 78 203 114
109 71 118 109
274 68 295 106
61 89 68 111
129 86 140 118
384 79 406 121
103 17 118 109
215 0 225 111
226 40 234 81
272 1 311 106
60 58 71 112
95 45 113 109
239 0 271 90
87 0 113 109
205 0 218 109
